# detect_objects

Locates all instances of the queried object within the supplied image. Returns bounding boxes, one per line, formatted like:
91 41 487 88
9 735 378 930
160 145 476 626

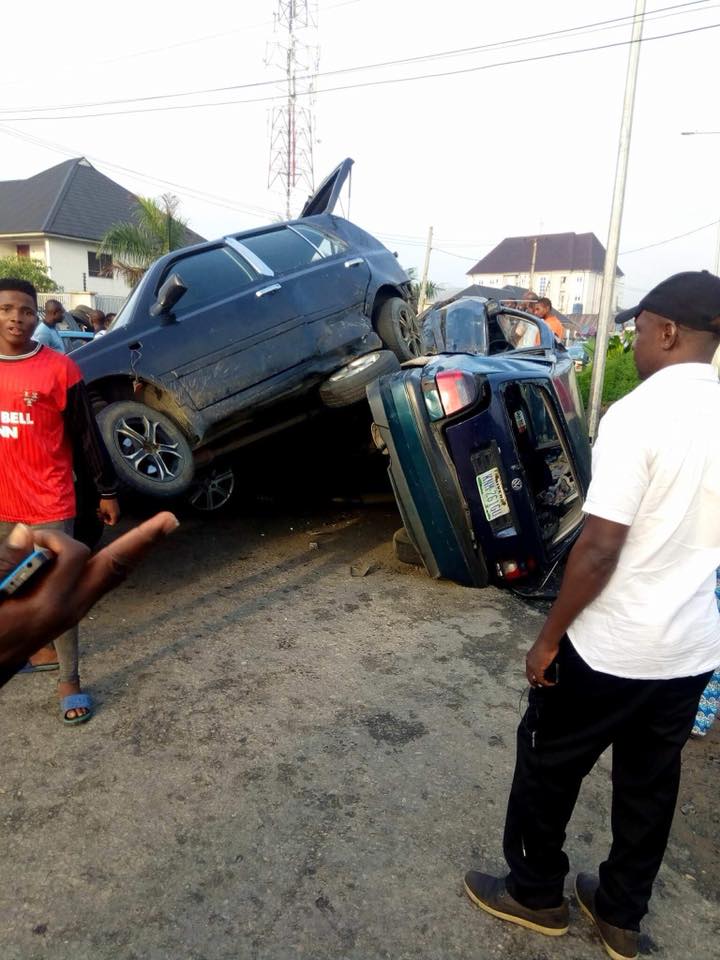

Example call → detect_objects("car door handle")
344 258 365 269
255 283 282 298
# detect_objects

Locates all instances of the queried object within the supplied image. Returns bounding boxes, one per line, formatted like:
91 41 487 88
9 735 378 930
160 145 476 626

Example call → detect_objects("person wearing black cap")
463 271 720 960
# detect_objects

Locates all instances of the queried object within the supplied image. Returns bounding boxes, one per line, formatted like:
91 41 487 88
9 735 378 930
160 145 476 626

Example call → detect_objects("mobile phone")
544 659 560 684
0 548 53 599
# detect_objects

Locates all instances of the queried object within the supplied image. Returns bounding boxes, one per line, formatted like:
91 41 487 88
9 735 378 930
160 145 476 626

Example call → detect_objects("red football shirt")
0 345 82 523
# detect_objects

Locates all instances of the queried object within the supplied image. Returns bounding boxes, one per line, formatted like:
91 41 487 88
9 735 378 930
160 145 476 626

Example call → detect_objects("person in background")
463 271 720 960
89 309 108 337
692 339 720 738
0 278 120 724
105 312 116 326
535 297 565 341
521 290 539 315
691 573 720 737
32 299 65 352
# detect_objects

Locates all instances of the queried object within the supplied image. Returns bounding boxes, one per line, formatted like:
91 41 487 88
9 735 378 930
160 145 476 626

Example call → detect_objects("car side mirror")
150 272 187 317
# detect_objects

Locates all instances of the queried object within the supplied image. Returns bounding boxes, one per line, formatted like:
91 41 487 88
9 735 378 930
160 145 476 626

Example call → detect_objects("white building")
466 232 624 321
0 157 204 311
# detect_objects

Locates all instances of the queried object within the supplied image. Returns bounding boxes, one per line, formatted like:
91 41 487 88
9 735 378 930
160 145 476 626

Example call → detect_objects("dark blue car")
367 296 591 589
74 159 417 500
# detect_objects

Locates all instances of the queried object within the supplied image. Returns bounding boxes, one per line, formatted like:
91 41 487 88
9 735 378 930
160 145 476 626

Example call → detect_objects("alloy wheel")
115 414 185 483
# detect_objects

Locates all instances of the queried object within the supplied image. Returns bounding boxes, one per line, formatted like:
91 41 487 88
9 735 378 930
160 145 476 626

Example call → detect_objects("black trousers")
503 638 711 931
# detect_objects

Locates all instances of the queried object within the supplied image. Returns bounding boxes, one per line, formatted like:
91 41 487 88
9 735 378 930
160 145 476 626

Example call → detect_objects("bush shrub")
577 334 639 407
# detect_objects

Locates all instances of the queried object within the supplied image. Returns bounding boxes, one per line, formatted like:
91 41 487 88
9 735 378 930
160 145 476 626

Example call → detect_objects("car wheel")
375 297 422 361
393 526 423 566
319 350 400 408
186 464 236 512
97 400 195 498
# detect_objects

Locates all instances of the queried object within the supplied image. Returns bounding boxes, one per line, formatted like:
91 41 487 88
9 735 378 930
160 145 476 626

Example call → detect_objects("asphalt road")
1 489 718 960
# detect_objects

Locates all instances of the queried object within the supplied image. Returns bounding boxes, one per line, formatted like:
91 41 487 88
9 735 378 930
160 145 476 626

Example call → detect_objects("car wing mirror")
150 272 187 317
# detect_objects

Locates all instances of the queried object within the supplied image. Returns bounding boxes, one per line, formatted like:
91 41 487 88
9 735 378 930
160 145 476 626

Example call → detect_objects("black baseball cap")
616 270 720 330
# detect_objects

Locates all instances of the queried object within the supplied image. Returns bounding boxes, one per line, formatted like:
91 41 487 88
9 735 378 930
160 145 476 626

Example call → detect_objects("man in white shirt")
463 271 720 960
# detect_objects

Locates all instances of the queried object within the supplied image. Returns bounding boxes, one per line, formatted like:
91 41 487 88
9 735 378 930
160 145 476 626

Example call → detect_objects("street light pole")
587 0 646 442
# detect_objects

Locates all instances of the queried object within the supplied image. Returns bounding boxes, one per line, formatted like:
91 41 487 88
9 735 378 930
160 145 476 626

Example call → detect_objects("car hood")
300 158 354 217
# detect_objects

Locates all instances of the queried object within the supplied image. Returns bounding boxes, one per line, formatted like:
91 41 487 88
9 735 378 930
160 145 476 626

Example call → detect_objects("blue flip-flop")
61 693 93 726
19 661 59 674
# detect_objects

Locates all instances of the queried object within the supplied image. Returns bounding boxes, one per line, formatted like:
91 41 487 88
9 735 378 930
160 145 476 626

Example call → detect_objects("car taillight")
437 370 477 416
422 370 478 420
499 557 537 581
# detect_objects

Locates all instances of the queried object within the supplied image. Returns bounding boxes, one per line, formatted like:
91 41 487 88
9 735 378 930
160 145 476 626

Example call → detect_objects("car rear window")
161 247 255 317
240 227 326 273
291 225 347 259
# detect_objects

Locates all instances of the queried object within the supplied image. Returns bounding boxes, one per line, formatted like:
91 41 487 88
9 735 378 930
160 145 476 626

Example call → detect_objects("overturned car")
367 295 592 589
74 159 419 499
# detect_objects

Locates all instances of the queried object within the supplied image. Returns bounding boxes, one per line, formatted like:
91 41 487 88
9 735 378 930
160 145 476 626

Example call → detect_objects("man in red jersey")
0 278 119 725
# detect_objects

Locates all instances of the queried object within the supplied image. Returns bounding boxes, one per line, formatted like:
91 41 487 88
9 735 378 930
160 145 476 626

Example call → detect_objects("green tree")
0 256 58 292
98 193 188 287
406 266 442 307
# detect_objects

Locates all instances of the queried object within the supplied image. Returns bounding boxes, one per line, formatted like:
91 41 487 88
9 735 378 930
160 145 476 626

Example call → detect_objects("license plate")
476 466 510 522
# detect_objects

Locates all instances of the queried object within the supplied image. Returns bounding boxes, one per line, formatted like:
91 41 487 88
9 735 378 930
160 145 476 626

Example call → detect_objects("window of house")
240 227 329 274
538 276 548 296
16 244 30 258
88 251 113 278
161 246 255 317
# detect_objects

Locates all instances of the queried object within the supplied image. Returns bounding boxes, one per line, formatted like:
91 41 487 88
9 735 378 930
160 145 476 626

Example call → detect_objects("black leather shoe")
464 871 569 936
575 873 639 960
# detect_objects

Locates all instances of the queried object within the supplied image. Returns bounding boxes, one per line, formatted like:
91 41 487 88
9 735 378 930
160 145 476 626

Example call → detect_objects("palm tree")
98 194 188 287
406 266 442 308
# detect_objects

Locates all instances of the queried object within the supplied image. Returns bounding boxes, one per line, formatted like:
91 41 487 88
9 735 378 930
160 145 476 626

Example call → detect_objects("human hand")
98 497 121 526
525 635 560 688
0 513 178 679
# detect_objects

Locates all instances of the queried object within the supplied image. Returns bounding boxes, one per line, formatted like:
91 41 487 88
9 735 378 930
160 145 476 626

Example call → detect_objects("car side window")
162 247 255 318
497 313 541 349
292 224 348 260
240 227 329 273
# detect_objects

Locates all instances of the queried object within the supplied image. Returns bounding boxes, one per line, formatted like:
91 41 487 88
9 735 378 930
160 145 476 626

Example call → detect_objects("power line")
0 124 280 221
0 2 713 119
620 218 720 253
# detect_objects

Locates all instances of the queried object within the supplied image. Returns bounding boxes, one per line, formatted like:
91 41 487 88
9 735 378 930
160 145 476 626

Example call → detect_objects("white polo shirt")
568 361 720 679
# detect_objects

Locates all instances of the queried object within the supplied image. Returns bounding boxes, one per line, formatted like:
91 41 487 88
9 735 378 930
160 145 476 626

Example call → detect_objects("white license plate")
476 466 510 522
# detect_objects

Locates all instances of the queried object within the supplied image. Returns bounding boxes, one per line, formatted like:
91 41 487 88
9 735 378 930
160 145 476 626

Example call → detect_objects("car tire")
393 526 423 566
319 350 400 408
186 463 236 513
97 400 195 498
375 297 422 361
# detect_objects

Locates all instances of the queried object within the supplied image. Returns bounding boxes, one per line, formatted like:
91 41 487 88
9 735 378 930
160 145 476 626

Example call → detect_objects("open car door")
300 158 354 217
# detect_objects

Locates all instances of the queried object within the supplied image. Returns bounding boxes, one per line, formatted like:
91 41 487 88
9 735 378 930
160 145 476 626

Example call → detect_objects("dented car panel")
368 298 592 589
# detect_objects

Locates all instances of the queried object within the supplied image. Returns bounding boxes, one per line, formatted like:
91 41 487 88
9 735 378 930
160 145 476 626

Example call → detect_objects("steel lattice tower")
267 0 319 219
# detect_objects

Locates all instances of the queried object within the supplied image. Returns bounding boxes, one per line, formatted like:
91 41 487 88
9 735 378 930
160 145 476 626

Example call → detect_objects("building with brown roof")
0 157 204 309
466 232 624 319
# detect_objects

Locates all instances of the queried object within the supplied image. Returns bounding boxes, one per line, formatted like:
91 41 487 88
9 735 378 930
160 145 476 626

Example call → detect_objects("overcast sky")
1 0 718 304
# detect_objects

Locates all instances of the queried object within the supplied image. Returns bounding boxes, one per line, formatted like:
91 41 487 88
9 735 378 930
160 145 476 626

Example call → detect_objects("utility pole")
587 0 646 442
528 237 538 292
267 1 319 219
416 226 433 315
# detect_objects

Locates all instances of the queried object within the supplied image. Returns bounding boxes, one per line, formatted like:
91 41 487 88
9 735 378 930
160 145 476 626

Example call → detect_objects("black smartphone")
0 548 53 600
544 659 560 684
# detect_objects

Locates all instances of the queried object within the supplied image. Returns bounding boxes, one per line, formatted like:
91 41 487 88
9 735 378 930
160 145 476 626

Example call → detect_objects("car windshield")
420 298 489 355
108 275 149 331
